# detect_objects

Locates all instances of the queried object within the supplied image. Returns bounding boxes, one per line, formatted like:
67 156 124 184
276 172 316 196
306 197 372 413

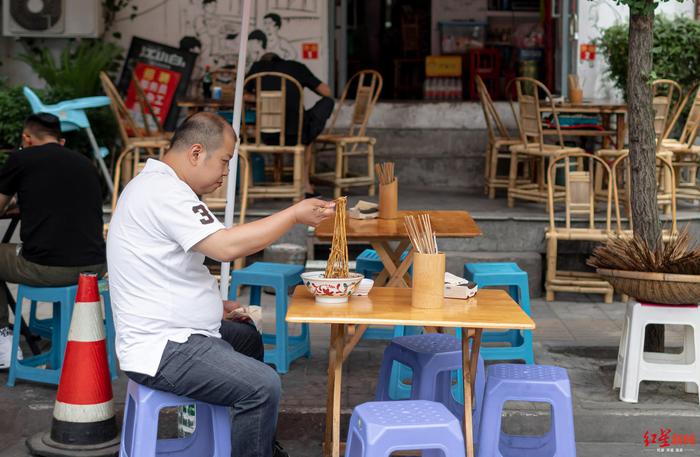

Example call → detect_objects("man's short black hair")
24 113 61 140
249 29 267 49
264 13 282 29
169 112 234 154
179 36 202 53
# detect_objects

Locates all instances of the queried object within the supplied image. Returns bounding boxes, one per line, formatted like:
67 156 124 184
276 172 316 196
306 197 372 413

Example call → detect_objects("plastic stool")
614 301 700 403
120 380 231 457
7 280 117 386
477 364 576 457
464 263 534 364
229 262 308 374
355 249 410 340
376 334 486 441
345 400 465 457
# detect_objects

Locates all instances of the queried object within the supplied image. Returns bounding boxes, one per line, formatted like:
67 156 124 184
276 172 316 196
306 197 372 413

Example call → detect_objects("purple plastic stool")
477 364 576 457
375 334 486 442
120 380 231 457
345 400 465 457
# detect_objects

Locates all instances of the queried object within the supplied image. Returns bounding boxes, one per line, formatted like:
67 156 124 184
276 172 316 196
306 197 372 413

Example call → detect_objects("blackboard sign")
118 37 197 131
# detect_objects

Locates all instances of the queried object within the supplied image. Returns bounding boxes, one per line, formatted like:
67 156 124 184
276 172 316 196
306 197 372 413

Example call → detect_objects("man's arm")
314 82 331 98
192 198 334 262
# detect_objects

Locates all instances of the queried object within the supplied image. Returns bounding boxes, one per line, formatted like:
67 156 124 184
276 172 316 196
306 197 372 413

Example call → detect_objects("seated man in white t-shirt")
106 112 334 457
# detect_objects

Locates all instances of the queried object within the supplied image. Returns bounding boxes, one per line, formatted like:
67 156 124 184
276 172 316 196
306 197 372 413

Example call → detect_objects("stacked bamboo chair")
507 77 585 208
545 152 615 303
312 70 383 198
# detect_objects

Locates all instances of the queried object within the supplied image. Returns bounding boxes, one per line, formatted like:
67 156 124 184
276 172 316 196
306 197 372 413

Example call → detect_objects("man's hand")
292 198 335 227
222 299 242 319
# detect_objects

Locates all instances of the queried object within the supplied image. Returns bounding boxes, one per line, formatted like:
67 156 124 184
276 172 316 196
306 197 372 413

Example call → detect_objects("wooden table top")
315 210 482 240
544 98 627 114
177 96 235 108
287 286 536 329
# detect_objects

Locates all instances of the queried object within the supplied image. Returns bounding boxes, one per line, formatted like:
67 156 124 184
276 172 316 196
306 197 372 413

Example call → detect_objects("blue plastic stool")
355 249 411 341
346 400 465 457
7 280 117 386
477 364 576 457
229 262 308 374
376 334 486 442
120 380 231 457
23 87 113 193
464 263 534 364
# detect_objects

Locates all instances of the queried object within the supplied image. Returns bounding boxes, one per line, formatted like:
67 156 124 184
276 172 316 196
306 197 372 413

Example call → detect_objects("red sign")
125 62 181 129
579 44 596 62
302 43 319 60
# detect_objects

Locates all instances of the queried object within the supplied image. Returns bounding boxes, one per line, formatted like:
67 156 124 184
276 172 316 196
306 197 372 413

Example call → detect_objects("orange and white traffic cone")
27 272 120 456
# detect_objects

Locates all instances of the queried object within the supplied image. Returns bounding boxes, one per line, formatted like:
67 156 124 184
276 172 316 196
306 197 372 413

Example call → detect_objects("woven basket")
597 269 700 305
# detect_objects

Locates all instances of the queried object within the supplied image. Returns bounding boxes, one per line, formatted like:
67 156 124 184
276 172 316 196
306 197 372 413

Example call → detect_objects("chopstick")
403 213 438 254
375 162 395 185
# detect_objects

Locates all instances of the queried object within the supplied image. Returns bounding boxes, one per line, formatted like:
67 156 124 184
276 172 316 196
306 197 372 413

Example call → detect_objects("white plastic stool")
614 301 700 403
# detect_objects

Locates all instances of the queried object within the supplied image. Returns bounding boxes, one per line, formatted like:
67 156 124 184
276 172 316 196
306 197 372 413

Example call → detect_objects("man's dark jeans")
125 320 280 457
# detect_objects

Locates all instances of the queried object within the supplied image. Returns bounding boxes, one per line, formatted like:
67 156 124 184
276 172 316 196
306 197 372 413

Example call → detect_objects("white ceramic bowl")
353 278 375 296
300 271 364 304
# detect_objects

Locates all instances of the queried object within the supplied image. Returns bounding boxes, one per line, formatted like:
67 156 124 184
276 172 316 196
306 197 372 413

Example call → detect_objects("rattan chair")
545 152 615 303
240 72 305 203
312 70 383 198
476 75 527 198
100 72 171 211
507 77 584 208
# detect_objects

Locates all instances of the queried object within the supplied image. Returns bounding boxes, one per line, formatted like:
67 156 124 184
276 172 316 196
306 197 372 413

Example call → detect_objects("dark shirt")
246 55 322 143
0 143 106 267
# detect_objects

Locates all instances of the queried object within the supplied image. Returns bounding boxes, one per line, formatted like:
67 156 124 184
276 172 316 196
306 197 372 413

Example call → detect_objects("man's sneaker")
0 326 22 369
273 440 290 457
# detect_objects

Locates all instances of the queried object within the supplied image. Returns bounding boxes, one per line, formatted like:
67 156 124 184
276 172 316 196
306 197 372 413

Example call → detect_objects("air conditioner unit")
3 0 104 38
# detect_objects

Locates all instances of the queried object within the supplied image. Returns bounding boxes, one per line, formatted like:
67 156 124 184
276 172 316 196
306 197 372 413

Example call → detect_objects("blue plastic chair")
23 87 113 193
345 400 466 457
7 280 117 386
120 380 231 457
355 248 411 341
376 333 486 444
229 262 308 374
464 263 534 364
477 364 576 457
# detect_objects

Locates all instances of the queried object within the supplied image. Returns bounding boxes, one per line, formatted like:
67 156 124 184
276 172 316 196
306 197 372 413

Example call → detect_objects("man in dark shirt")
246 52 334 195
0 113 106 369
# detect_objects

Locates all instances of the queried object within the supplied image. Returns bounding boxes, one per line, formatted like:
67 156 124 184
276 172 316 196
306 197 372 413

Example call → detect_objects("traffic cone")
27 272 120 456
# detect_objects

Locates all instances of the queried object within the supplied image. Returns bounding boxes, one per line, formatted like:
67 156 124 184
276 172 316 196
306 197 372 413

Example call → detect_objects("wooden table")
315 210 482 288
287 286 536 457
541 98 627 149
177 96 235 116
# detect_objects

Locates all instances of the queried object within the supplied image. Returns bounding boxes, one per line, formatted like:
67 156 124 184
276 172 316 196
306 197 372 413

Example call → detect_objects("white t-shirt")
106 159 225 376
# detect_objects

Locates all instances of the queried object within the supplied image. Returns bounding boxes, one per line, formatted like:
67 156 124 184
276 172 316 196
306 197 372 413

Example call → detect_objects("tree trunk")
627 7 664 352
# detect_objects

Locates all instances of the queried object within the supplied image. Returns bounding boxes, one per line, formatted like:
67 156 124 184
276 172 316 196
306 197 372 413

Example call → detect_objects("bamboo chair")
545 152 615 303
610 152 678 241
662 82 700 204
476 75 527 198
312 70 383 198
508 77 584 208
240 72 305 203
100 72 170 211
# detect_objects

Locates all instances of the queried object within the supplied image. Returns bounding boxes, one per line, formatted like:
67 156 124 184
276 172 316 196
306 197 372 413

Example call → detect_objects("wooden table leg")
601 113 611 150
342 324 367 362
373 241 412 288
461 328 483 457
616 113 626 150
324 324 346 457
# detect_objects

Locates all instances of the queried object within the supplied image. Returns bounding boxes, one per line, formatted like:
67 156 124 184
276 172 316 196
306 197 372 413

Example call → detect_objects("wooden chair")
610 152 678 241
545 152 615 303
476 75 525 198
100 72 171 211
662 82 700 204
240 71 305 203
312 70 383 198
508 77 584 208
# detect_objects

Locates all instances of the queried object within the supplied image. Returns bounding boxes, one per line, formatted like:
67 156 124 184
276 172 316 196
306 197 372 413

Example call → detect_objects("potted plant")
588 229 700 304
0 80 32 154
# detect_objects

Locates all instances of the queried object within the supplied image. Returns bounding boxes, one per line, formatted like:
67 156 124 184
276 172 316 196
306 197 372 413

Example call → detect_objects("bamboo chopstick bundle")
375 162 396 185
325 196 350 278
403 214 437 254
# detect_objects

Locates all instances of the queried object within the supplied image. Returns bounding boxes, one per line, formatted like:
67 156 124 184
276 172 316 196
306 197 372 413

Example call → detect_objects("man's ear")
188 143 205 165
58 138 66 146
21 133 33 147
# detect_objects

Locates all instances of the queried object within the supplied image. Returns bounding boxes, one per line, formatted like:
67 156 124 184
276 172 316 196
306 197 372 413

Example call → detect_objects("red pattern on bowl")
301 271 364 304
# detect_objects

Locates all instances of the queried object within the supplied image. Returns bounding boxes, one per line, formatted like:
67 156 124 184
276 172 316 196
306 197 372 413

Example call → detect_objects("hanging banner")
118 37 197 131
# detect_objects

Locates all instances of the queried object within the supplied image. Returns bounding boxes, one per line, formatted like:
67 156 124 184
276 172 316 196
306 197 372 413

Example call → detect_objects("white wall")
576 0 695 100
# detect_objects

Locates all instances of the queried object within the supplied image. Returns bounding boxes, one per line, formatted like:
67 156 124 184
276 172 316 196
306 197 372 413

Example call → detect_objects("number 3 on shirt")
192 204 215 225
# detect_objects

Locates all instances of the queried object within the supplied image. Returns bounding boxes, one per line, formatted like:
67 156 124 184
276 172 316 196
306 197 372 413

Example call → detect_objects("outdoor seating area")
2 2 700 457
